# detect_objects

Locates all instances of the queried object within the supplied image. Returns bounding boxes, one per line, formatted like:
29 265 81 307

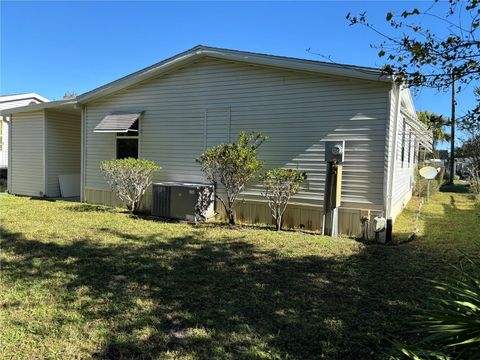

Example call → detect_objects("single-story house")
0 93 49 178
1 99 80 197
1 45 432 235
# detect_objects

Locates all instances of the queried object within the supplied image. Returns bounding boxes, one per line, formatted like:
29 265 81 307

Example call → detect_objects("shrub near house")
100 158 160 214
197 131 267 225
261 168 306 231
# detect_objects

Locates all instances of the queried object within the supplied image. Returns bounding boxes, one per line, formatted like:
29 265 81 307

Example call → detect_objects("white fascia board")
0 93 49 103
202 49 392 83
400 108 433 152
0 99 78 116
401 87 417 115
77 50 202 103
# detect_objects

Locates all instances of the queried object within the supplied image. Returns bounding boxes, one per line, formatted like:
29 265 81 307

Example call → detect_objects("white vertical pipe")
386 84 403 219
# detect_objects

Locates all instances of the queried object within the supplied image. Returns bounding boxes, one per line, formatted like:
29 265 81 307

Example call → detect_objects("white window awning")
93 111 143 133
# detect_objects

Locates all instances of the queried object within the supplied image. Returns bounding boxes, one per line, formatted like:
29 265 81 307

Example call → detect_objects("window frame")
400 120 406 168
114 119 140 159
407 130 412 166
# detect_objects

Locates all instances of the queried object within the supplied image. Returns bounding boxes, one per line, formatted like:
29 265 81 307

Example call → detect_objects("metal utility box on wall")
152 182 215 221
325 141 345 163
322 140 346 237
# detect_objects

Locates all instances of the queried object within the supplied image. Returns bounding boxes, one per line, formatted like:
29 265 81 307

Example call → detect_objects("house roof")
399 87 433 152
0 99 78 116
77 45 392 103
0 92 49 105
1 45 393 116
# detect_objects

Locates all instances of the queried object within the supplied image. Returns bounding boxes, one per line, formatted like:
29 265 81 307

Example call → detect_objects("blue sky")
1 1 478 148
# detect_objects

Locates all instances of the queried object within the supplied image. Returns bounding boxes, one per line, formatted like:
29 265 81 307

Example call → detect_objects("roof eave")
0 99 78 116
77 49 203 104
201 48 392 83
0 92 49 103
77 46 393 104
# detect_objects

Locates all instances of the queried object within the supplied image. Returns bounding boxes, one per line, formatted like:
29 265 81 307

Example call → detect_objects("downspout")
7 114 12 193
386 83 403 220
43 110 47 197
80 104 86 202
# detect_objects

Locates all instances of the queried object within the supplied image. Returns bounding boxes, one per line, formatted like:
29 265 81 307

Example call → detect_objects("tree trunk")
227 208 235 225
127 202 134 213
449 72 456 184
276 213 282 231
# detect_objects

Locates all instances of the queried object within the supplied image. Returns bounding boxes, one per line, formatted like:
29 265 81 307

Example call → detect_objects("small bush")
414 165 445 197
467 166 480 195
261 168 306 231
197 131 267 225
100 158 160 214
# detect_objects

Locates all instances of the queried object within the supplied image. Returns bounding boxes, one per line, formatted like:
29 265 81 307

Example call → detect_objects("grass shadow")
1 227 453 359
67 203 125 213
1 188 479 359
440 182 470 193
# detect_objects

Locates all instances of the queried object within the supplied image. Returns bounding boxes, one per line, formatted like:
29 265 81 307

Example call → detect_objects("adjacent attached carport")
1 100 81 198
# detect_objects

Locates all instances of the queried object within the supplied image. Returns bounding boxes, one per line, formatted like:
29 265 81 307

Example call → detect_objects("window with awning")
94 111 142 159
93 111 142 133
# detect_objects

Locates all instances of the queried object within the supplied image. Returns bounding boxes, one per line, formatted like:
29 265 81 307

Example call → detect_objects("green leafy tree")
346 1 479 90
458 91 480 194
458 134 480 194
100 158 160 214
460 135 480 168
417 111 450 151
197 132 267 225
460 87 480 136
346 0 479 183
261 168 306 231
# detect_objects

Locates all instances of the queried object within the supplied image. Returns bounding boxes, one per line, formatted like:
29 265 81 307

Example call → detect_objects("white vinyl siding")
0 117 8 167
85 58 391 210
0 98 44 169
390 114 417 216
205 108 230 148
10 111 45 196
45 110 81 197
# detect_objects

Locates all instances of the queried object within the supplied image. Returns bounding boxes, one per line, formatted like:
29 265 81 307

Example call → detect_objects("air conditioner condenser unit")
152 182 215 222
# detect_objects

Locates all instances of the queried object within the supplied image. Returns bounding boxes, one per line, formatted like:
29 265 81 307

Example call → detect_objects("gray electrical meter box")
325 141 345 163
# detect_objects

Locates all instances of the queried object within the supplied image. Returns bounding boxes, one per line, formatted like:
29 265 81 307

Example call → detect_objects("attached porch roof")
0 99 78 116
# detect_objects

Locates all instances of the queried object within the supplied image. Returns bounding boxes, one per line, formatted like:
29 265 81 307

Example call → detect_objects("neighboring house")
0 93 49 178
1 99 79 197
0 46 432 235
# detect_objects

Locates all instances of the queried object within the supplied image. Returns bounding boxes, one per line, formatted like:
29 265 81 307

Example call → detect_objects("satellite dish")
419 166 438 180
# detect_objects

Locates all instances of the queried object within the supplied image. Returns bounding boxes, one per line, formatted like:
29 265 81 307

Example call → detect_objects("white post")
332 207 339 237
427 180 430 203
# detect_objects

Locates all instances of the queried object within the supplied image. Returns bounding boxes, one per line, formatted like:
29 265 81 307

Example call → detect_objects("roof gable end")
77 45 392 104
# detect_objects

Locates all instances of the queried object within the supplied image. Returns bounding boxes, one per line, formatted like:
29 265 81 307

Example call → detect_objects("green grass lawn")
1 188 479 359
